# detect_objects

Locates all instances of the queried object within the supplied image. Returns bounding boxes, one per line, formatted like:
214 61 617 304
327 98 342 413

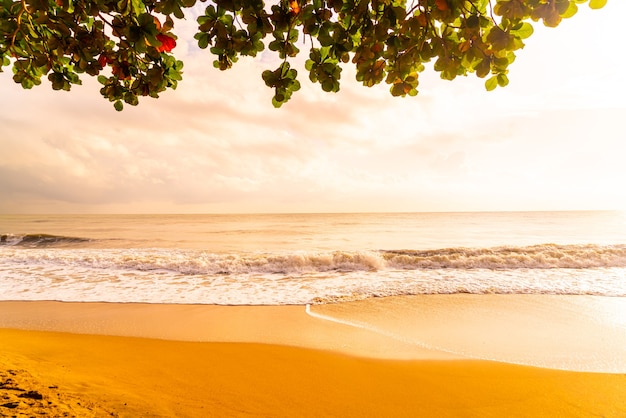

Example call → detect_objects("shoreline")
1 295 626 416
0 299 456 360
1 294 625 371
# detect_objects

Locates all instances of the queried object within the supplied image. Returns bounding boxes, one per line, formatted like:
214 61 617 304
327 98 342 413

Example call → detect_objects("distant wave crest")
0 233 91 247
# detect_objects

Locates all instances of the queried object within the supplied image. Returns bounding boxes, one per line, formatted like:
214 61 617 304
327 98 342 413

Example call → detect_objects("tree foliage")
0 0 607 109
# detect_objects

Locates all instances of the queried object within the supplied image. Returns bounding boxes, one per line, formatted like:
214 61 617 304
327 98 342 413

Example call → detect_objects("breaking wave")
3 243 626 304
381 244 626 269
0 233 91 247
3 243 626 273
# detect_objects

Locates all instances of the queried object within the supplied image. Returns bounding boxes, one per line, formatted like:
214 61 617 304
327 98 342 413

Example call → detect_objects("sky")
1 2 625 214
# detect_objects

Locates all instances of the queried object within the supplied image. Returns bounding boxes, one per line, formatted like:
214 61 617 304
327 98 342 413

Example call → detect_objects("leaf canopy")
0 0 606 109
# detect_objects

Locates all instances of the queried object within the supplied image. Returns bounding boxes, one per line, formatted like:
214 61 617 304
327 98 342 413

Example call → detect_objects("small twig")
10 0 28 47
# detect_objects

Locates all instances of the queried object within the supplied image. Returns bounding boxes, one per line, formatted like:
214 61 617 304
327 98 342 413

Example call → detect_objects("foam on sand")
309 294 626 373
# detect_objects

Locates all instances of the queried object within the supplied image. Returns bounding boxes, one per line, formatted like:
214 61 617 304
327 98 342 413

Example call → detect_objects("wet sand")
310 294 626 372
1 295 625 417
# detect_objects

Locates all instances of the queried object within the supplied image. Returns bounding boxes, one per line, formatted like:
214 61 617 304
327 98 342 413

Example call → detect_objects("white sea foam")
1 245 625 304
3 244 626 273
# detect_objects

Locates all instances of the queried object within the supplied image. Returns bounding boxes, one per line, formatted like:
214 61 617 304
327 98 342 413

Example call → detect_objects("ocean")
2 211 625 305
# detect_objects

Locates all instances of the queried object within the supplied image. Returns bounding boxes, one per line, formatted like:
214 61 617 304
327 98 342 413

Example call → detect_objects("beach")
2 295 625 417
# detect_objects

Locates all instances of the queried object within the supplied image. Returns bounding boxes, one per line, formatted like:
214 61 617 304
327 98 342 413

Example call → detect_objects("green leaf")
475 59 491 78
513 22 534 39
131 0 146 15
196 32 210 49
497 73 509 87
561 2 578 18
271 97 284 108
114 100 124 111
321 79 334 92
485 76 498 91
117 0 129 14
588 0 607 10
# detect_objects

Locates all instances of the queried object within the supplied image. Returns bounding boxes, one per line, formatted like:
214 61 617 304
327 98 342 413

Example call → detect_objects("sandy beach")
1 295 625 417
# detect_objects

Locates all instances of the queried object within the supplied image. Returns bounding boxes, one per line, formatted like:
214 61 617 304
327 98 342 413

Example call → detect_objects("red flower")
289 0 300 14
156 34 176 53
435 0 449 11
98 54 112 67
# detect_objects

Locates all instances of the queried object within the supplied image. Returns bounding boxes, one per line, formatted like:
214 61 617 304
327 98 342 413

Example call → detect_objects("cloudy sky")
1 2 624 214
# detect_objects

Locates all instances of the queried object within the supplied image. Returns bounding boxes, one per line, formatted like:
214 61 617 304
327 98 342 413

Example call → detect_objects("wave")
0 233 91 247
3 243 626 272
3 243 626 303
381 244 626 269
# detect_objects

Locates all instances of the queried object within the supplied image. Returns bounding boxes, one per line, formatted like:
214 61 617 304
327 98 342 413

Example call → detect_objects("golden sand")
1 297 625 417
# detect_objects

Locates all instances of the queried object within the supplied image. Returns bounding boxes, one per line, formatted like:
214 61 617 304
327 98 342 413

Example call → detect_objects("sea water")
1 211 625 305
